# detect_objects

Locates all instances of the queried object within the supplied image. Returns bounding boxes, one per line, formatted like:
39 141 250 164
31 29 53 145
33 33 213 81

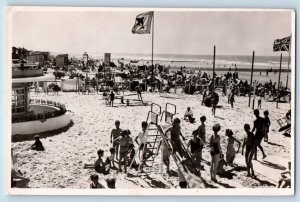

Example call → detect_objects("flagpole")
286 34 291 89
151 12 154 92
276 53 282 108
212 45 216 92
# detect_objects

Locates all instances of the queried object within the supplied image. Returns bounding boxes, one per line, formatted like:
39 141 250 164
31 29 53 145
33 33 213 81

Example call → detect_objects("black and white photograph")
7 7 295 195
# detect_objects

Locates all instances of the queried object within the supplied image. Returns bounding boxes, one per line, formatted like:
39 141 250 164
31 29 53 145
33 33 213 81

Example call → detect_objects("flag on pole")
132 11 154 34
273 36 291 52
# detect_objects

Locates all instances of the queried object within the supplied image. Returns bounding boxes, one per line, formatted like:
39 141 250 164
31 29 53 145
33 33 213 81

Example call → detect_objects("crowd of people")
77 103 289 188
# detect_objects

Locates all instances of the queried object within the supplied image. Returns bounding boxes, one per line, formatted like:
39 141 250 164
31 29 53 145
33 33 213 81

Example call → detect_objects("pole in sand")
212 45 216 92
277 53 283 108
249 51 255 107
252 80 257 110
151 13 155 93
286 34 291 89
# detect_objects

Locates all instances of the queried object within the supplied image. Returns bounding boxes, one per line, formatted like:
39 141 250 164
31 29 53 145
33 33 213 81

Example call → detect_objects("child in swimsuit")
167 118 186 158
116 130 133 173
109 91 115 107
187 130 204 169
30 135 45 151
90 174 105 189
111 120 122 160
264 110 271 143
135 121 153 168
105 147 116 168
210 123 223 182
242 124 255 177
225 129 241 166
197 116 207 144
94 149 110 175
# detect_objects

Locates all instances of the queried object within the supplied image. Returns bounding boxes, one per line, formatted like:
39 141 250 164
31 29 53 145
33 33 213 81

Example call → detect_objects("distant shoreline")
183 67 291 73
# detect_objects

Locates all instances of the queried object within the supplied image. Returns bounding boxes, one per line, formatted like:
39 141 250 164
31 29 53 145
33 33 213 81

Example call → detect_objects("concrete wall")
30 105 58 113
12 69 43 78
61 79 83 92
12 113 70 135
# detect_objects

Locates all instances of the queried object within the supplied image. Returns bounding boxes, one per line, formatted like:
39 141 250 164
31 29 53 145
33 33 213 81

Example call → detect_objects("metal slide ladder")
129 103 205 188
137 103 162 173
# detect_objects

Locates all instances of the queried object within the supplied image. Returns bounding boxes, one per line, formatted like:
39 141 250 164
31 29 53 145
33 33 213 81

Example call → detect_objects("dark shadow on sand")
217 170 237 180
201 179 218 188
215 116 225 120
253 176 276 187
12 120 74 142
257 160 286 171
116 103 149 108
267 141 284 147
228 165 247 172
167 170 178 177
215 180 236 188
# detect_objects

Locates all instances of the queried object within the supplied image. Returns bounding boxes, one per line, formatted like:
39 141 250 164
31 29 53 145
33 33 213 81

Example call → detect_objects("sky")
11 9 293 56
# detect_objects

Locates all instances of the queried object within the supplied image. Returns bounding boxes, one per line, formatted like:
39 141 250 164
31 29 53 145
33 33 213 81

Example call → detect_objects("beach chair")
277 117 289 128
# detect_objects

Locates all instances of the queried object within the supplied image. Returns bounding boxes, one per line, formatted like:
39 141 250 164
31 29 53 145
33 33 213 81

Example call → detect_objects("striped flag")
273 36 291 52
132 11 154 34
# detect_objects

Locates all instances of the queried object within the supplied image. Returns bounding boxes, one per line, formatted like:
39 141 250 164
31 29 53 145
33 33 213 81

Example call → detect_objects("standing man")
251 109 267 160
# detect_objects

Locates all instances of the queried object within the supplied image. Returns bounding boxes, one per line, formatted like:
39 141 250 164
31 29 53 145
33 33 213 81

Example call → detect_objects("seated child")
184 107 195 123
30 135 45 151
90 174 105 189
94 149 110 175
278 162 291 188
105 148 116 168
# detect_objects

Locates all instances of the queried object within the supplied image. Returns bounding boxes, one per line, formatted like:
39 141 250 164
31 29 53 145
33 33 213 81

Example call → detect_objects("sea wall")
12 113 70 135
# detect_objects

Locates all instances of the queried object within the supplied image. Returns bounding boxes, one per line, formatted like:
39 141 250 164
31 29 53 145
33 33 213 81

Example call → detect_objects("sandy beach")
12 89 291 189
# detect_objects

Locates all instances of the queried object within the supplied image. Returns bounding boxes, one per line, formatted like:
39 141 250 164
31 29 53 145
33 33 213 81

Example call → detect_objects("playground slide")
157 125 206 188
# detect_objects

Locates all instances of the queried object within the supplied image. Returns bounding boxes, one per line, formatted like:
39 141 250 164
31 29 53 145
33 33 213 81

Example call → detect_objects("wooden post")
249 51 255 107
286 34 291 89
151 13 155 93
212 45 216 92
252 81 256 110
277 53 283 108
96 76 99 94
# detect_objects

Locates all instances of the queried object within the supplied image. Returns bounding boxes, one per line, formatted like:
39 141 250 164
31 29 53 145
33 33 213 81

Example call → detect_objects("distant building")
27 52 50 67
56 54 69 66
104 53 111 66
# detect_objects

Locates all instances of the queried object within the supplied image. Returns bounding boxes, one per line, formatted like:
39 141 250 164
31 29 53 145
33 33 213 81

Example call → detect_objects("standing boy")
110 120 122 160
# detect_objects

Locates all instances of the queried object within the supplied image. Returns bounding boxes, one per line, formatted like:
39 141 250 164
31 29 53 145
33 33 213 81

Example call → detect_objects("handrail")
150 103 161 115
166 103 176 115
146 111 159 125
